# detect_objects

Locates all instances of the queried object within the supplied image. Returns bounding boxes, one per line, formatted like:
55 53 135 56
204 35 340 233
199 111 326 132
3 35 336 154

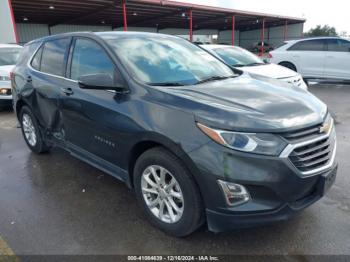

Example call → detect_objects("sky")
179 0 348 34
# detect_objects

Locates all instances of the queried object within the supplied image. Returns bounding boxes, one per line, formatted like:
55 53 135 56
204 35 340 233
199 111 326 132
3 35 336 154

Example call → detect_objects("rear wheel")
20 106 50 154
133 147 204 237
279 61 297 72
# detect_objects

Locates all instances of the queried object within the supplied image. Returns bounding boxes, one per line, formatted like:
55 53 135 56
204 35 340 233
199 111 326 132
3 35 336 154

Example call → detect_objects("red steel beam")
122 0 128 31
189 9 193 42
284 20 288 41
260 18 265 56
8 0 19 43
232 15 235 46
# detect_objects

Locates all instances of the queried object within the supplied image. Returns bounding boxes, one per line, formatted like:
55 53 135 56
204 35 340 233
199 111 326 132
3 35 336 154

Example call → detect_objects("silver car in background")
0 44 23 109
201 44 308 90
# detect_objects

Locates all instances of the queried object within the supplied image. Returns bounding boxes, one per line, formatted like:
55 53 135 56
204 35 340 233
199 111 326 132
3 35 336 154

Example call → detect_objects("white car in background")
0 44 23 109
201 44 308 90
269 37 350 81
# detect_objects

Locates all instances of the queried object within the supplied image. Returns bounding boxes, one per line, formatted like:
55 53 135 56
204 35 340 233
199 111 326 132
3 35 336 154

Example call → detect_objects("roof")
12 0 305 31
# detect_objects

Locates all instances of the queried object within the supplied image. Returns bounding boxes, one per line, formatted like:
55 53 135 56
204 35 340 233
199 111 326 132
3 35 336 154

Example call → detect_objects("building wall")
236 23 303 50
16 23 113 43
0 0 17 43
16 23 304 49
17 23 49 44
50 24 112 35
114 27 157 32
217 30 240 45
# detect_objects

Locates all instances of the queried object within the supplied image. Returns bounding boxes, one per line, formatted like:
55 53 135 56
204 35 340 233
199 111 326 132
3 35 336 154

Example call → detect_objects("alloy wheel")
141 165 184 224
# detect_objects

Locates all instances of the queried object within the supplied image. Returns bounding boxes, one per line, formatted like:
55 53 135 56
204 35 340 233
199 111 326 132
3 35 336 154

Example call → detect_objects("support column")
231 15 235 46
260 18 265 56
301 23 304 38
189 9 193 42
122 0 128 31
284 20 288 41
0 0 18 43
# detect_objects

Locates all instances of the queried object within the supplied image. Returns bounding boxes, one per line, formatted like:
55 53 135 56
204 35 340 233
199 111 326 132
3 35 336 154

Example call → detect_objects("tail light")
267 52 273 59
10 71 14 81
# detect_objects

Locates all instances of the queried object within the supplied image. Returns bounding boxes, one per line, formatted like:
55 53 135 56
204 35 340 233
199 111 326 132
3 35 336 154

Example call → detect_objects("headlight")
196 122 287 156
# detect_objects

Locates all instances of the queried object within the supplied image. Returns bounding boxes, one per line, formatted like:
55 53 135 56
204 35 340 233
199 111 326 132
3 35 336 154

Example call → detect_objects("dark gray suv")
12 32 337 236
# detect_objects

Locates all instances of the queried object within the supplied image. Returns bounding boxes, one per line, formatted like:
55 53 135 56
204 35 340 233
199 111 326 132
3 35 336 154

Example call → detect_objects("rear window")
40 38 70 77
327 39 350 52
288 39 326 51
31 46 43 70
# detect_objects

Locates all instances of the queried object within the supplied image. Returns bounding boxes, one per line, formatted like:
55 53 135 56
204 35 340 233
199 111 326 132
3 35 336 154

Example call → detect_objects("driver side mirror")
78 73 127 93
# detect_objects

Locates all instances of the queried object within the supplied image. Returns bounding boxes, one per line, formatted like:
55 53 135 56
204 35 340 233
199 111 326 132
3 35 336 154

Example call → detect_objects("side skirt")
66 142 131 187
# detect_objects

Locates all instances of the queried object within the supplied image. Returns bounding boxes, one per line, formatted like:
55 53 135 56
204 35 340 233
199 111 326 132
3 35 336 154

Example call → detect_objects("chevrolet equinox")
12 32 337 237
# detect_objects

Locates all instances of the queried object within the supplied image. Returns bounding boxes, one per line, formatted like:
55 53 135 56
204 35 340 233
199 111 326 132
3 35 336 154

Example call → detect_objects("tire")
133 147 204 237
20 106 50 154
279 61 297 72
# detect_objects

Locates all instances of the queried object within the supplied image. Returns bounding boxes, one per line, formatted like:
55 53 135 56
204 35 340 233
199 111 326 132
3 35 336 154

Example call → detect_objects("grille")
281 114 336 174
288 136 333 173
282 123 322 143
283 76 303 87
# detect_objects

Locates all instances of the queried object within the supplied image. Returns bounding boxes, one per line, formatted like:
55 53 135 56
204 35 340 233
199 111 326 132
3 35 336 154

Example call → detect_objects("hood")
0 65 15 77
156 73 327 132
240 63 297 79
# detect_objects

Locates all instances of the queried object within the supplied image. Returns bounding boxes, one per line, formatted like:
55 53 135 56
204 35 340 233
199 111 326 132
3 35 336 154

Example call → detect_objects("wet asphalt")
0 84 349 256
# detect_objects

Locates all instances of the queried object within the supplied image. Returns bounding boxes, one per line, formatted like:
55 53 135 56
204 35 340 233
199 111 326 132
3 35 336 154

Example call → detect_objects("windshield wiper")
196 75 232 85
147 82 185 86
245 62 266 66
233 63 246 67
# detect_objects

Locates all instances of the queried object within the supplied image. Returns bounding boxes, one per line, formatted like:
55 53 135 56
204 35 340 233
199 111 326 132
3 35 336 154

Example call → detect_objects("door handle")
61 87 74 96
26 76 32 83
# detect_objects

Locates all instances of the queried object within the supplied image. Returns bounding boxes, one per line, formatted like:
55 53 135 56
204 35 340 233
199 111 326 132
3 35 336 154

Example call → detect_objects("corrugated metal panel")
218 30 240 45
50 24 112 35
17 23 49 44
269 23 303 46
114 27 157 32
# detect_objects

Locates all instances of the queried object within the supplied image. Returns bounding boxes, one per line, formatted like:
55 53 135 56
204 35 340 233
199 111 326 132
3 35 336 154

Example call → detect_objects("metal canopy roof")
12 0 305 31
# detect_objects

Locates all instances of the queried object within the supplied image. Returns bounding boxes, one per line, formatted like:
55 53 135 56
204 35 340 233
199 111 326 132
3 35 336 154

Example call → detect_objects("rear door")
287 39 327 78
325 38 350 79
27 38 71 132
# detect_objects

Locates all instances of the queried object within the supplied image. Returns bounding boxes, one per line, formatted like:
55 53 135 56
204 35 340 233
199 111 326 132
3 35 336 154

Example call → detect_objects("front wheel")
20 106 50 154
133 147 204 237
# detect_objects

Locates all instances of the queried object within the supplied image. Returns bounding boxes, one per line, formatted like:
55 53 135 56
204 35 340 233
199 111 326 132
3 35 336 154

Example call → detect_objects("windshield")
212 47 264 67
0 48 22 66
103 35 236 86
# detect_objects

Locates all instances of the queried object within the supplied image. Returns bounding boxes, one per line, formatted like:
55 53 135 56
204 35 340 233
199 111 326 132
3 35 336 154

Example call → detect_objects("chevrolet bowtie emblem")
319 122 331 134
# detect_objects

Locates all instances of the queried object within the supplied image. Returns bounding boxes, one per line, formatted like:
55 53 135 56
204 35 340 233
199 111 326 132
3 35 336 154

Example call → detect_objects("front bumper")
206 165 337 232
187 138 338 232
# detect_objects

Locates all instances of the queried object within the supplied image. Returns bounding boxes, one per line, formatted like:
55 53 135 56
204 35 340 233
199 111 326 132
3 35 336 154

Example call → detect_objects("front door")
59 37 128 167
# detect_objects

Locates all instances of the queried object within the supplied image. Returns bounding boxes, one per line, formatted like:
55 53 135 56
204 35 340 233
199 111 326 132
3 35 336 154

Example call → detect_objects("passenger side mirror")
78 73 127 93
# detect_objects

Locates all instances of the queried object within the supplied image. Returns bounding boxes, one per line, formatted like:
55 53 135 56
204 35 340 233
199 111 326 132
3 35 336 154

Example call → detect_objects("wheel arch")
127 135 203 192
278 61 297 72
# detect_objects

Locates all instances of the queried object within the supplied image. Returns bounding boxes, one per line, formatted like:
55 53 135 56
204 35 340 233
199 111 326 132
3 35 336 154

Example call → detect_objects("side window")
288 39 326 51
31 46 43 70
41 38 70 77
327 39 350 52
70 38 116 81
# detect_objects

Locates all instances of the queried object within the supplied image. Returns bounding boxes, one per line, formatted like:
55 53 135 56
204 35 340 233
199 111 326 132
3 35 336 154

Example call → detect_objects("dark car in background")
11 32 337 236
251 41 274 53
